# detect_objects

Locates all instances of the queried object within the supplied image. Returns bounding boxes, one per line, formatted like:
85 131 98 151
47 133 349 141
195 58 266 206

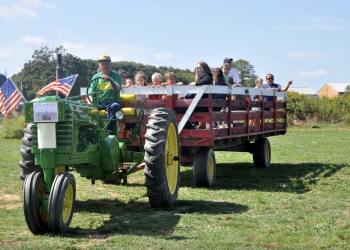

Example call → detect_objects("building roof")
289 86 317 95
322 83 350 93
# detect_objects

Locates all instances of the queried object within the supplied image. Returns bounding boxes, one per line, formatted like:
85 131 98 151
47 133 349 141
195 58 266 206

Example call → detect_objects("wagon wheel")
48 172 76 233
144 108 180 208
23 171 49 234
20 123 40 180
253 138 271 168
193 147 216 187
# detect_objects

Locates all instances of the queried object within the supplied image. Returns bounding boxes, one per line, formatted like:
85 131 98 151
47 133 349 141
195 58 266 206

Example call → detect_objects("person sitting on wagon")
89 55 122 133
125 78 134 87
149 72 163 100
185 62 213 129
263 73 293 91
162 72 176 86
151 72 162 87
186 61 213 98
263 73 292 108
195 61 213 86
134 71 147 86
222 57 242 85
212 67 228 101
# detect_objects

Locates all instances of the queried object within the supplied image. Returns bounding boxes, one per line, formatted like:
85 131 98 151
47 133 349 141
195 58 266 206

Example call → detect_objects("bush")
287 93 350 124
0 115 26 139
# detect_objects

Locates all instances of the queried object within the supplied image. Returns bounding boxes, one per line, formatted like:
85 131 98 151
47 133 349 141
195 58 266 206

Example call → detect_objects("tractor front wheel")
193 147 216 187
23 171 48 234
48 172 76 233
144 108 180 208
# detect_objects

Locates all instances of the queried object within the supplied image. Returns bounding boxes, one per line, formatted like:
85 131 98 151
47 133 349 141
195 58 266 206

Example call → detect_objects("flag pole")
9 77 26 101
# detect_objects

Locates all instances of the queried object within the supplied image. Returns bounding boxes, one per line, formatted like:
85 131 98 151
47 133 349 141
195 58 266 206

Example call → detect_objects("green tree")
233 59 257 87
345 85 350 95
12 46 56 99
12 46 92 99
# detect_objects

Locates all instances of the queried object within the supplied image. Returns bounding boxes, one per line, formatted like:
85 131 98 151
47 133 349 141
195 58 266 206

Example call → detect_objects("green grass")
0 126 349 249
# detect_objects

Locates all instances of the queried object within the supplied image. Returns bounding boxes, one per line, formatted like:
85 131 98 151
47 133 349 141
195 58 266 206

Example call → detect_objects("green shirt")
88 71 122 104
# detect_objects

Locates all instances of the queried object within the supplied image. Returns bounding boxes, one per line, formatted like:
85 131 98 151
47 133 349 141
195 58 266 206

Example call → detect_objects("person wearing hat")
89 55 123 133
222 57 241 85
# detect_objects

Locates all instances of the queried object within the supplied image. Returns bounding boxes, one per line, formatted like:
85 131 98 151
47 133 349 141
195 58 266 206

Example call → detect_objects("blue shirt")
263 83 281 91
263 83 281 102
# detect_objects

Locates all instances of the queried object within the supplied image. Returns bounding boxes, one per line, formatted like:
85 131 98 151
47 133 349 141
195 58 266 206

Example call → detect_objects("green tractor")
20 78 180 234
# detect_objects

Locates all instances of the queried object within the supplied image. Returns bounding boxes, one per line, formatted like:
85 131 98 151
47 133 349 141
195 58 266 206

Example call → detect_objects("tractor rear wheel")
20 123 39 180
23 171 48 234
144 108 180 208
193 147 216 187
48 172 76 233
252 138 271 168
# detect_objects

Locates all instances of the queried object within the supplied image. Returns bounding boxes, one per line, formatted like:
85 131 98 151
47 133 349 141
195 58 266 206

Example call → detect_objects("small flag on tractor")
0 78 22 117
37 74 78 97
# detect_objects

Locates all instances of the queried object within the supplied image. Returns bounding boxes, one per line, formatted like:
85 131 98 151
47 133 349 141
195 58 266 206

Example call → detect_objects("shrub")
0 115 26 139
287 93 350 124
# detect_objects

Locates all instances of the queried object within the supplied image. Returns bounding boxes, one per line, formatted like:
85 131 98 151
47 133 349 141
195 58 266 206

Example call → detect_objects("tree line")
11 46 257 100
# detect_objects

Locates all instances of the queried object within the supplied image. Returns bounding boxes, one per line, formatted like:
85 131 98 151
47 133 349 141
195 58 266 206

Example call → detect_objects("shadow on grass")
67 199 247 238
180 162 345 193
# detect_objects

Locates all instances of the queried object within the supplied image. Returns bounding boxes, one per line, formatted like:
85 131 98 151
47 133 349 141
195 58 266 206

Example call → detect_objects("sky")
0 0 349 91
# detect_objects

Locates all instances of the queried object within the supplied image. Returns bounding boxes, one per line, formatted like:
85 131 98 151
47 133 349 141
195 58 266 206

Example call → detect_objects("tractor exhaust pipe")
56 53 64 80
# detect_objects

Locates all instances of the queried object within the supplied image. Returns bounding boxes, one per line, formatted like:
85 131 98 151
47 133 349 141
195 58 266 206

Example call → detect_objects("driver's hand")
102 74 109 80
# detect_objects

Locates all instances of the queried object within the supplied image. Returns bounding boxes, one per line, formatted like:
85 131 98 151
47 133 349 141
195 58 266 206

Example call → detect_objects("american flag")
37 74 78 96
0 78 22 117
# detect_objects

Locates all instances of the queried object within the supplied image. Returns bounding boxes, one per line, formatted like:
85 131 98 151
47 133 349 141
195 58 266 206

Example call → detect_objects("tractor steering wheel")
86 76 118 106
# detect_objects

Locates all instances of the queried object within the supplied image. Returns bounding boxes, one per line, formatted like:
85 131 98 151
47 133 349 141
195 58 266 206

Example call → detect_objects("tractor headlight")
115 111 124 120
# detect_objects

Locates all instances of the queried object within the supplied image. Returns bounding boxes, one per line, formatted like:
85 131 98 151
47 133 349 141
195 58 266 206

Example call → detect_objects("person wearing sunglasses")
263 73 293 91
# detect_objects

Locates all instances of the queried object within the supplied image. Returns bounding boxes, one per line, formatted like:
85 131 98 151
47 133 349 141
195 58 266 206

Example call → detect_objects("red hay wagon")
121 85 287 187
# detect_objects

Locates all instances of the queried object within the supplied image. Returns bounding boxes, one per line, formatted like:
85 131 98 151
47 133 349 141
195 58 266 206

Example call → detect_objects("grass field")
0 126 349 249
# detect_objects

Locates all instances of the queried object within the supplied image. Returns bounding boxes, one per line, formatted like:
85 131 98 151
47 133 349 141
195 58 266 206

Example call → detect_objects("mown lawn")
0 126 349 249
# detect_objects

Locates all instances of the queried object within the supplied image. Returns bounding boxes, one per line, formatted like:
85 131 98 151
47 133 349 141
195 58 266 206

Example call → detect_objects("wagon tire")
193 147 216 187
253 138 271 168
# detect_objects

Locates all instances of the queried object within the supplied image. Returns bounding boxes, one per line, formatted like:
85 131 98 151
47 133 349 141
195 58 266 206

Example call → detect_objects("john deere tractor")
19 78 180 234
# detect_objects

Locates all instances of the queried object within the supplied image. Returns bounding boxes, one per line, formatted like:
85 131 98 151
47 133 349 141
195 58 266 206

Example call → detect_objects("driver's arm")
106 76 121 92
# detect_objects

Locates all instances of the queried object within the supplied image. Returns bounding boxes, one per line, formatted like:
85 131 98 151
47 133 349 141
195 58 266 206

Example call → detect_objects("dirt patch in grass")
0 192 20 202
0 192 21 209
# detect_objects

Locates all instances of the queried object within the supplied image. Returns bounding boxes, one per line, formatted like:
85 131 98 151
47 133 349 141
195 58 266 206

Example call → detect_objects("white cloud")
288 50 322 60
298 16 346 32
0 0 52 19
21 35 44 45
21 0 43 6
62 40 148 62
301 69 328 77
154 52 173 61
0 44 33 75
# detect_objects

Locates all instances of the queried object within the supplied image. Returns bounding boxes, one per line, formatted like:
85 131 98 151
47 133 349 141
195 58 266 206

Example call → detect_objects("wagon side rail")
120 85 287 148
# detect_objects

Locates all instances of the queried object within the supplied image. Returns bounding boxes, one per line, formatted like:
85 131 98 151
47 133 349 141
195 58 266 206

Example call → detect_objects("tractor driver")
89 55 123 133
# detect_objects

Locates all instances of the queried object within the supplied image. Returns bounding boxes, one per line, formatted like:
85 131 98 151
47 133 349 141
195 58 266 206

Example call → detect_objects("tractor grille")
31 109 73 148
